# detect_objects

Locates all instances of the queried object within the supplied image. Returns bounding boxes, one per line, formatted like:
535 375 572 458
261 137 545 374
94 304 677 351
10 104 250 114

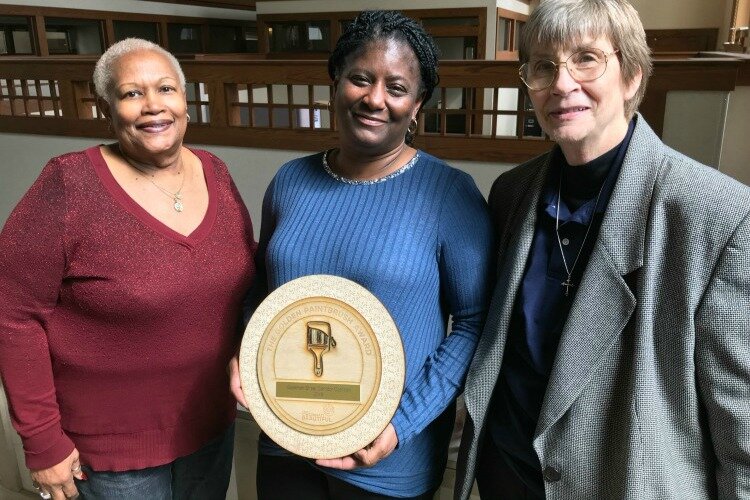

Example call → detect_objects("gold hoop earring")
186 114 191 123
407 117 418 135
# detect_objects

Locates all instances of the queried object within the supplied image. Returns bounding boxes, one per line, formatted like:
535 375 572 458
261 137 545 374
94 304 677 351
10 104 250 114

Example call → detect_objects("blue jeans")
75 423 234 500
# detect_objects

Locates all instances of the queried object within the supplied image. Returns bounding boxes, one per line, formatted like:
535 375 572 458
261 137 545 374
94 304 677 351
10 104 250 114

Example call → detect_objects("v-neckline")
87 145 218 248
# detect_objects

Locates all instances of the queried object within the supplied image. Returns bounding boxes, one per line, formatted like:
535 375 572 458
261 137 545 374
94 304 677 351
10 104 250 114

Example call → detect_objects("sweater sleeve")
390 172 494 444
0 157 76 470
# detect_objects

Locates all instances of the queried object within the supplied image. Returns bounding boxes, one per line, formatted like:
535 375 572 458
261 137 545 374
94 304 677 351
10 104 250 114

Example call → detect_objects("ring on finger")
71 464 82 473
39 491 52 500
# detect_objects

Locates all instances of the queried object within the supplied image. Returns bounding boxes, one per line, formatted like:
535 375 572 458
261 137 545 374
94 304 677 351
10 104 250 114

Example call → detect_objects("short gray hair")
93 38 186 103
519 0 652 120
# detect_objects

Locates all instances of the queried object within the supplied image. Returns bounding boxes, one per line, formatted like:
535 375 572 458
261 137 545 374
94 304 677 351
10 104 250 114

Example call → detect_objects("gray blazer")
455 116 750 500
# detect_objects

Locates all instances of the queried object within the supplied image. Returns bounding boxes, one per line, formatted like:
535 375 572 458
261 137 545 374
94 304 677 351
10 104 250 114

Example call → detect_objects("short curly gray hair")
93 38 186 104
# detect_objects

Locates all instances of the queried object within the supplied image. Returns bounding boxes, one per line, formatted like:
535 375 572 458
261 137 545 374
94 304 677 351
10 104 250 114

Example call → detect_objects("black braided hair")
328 10 440 143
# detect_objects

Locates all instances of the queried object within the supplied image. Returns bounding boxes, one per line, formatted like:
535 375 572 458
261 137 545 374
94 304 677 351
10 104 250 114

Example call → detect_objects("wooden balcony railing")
0 55 748 163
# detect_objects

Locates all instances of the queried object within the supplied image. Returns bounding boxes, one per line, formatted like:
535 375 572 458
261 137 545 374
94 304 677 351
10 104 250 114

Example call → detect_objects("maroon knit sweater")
0 146 256 471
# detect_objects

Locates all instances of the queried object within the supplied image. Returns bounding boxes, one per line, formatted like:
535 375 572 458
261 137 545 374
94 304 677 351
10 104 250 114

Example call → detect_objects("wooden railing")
0 55 748 163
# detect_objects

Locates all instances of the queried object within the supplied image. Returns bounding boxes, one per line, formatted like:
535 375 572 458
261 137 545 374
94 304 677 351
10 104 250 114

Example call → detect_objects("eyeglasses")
519 48 619 91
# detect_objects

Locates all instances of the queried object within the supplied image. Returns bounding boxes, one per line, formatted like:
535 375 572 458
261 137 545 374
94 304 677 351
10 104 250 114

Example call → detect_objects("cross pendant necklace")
561 276 575 297
555 169 606 298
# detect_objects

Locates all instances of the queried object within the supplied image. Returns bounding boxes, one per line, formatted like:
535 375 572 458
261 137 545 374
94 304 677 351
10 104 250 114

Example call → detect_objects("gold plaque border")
240 275 405 459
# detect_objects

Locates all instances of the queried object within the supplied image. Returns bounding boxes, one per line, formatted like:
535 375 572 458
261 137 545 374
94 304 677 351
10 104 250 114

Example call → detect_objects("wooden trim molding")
497 8 529 22
140 0 256 10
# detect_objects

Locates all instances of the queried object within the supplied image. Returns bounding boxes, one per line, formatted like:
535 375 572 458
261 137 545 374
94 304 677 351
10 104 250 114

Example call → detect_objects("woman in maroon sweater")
0 38 255 500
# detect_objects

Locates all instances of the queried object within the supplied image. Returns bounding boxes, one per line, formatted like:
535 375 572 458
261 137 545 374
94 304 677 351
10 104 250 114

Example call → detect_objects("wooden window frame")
495 8 528 61
0 15 35 56
258 8 486 60
0 4 255 57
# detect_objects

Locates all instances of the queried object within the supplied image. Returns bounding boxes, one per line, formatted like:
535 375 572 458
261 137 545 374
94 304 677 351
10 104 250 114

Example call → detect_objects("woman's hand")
228 354 248 408
315 423 398 470
31 448 85 499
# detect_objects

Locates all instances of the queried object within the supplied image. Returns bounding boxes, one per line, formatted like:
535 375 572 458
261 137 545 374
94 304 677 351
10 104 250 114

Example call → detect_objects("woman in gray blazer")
455 0 750 499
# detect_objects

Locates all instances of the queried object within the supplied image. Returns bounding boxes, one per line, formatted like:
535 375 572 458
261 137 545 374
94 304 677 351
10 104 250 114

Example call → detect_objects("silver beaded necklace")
322 148 420 185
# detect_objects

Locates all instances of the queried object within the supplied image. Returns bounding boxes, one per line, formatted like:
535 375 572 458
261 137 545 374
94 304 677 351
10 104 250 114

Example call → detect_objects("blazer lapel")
536 116 664 435
465 156 549 422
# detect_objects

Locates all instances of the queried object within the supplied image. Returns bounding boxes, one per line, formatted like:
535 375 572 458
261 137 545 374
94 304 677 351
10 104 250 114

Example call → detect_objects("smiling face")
527 35 642 165
102 49 188 164
333 38 424 156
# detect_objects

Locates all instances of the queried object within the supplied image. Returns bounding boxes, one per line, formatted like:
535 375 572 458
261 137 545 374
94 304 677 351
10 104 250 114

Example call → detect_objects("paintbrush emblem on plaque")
307 321 336 376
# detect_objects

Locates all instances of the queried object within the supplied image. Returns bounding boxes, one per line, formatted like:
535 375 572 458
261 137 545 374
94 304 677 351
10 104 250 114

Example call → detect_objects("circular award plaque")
240 275 405 459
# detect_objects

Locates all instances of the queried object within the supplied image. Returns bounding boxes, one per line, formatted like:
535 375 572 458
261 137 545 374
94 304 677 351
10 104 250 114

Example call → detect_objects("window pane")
168 24 203 53
497 19 512 51
309 21 330 51
0 15 27 24
269 23 302 52
12 30 33 54
46 18 103 55
113 21 159 43
434 36 477 60
0 16 34 55
268 21 330 52
243 25 258 53
208 25 245 53
46 31 71 54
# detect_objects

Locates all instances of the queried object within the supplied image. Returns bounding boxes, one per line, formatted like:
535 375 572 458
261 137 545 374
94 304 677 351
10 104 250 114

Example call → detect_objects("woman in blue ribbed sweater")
230 10 493 499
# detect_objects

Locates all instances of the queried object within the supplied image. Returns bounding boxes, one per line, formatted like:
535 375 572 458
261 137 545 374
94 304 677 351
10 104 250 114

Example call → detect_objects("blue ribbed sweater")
250 150 493 496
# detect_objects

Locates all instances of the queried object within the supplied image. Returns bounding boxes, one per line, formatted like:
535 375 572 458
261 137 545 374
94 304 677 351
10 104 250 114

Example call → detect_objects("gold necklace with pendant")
119 147 187 213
